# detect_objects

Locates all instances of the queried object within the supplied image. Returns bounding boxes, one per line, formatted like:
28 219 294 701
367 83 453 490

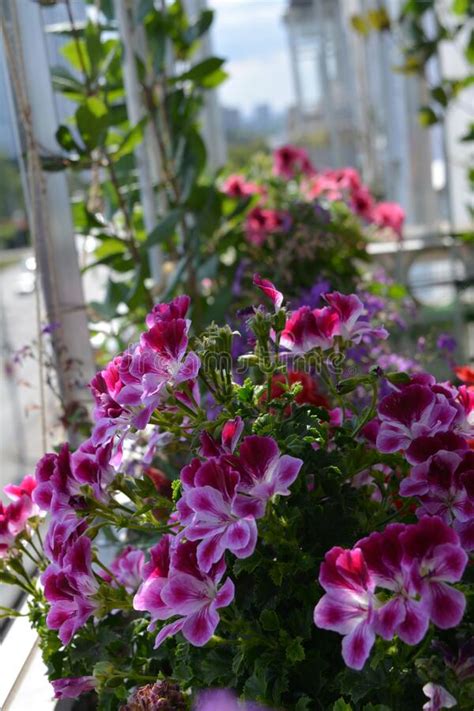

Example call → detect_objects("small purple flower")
51 676 97 700
194 689 270 710
437 333 457 353
422 683 457 711
103 545 145 593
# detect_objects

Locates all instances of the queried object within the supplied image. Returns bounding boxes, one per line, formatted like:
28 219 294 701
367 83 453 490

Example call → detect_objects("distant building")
222 106 243 135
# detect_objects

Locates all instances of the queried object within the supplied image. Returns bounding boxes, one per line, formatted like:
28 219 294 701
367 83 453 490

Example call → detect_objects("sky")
208 0 294 116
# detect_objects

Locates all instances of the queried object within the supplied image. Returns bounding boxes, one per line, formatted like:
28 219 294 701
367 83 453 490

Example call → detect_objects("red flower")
269 371 330 409
454 365 474 385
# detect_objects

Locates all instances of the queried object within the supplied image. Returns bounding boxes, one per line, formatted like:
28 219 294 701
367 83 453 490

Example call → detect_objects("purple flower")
134 538 234 648
42 535 99 645
314 518 468 670
437 333 457 353
70 437 114 501
51 676 97 700
313 547 376 670
102 545 145 593
422 683 457 711
33 444 80 514
376 382 462 453
179 457 258 572
194 689 270 710
324 292 388 344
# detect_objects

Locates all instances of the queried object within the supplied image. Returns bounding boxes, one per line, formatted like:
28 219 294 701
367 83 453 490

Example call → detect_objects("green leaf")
84 20 103 77
146 209 183 248
431 85 448 107
259 609 280 632
183 9 214 45
176 56 225 83
112 118 147 160
465 29 474 64
55 125 84 154
295 698 312 711
460 122 474 142
350 14 370 35
418 106 439 126
452 0 469 13
75 97 108 148
333 700 353 711
51 66 86 100
367 8 391 31
137 0 155 22
286 637 305 664
60 37 91 74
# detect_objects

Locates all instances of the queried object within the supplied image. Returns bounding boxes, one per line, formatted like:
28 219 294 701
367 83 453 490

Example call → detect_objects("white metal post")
1 0 95 434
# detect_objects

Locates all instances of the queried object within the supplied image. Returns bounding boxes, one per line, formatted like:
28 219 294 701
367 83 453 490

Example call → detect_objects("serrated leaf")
286 636 305 664
259 609 280 632
333 700 353 711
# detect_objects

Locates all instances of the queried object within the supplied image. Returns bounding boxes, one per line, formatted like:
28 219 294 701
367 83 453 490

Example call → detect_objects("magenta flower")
400 517 467 629
406 432 468 465
315 518 468 670
44 514 88 565
180 457 258 572
313 547 376 670
273 145 315 179
323 292 388 344
280 305 339 354
42 535 99 645
245 207 290 246
195 689 269 710
199 417 244 457
145 294 191 329
422 683 457 711
400 450 474 532
134 537 234 648
71 437 114 501
4 474 37 503
221 174 261 198
51 676 97 700
102 545 145 593
371 202 405 237
377 383 462 453
33 444 80 514
232 435 303 518
0 496 36 557
253 274 284 310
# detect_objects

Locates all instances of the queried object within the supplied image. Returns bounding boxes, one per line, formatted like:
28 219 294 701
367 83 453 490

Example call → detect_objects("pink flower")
315 518 468 670
422 683 457 711
145 294 191 329
280 305 339 354
377 382 462 453
33 444 80 514
0 496 36 558
324 292 388 344
51 676 97 700
103 546 145 593
351 186 375 220
399 450 474 534
134 537 234 648
179 457 258 572
313 547 377 670
253 273 284 310
221 175 261 198
4 474 37 503
42 535 99 645
44 514 87 565
245 207 290 246
273 145 315 179
400 517 467 630
70 437 114 501
329 167 362 192
195 689 269 710
371 202 405 237
304 173 342 201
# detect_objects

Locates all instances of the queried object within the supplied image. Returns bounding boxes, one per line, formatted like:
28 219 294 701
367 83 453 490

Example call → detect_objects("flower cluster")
281 291 388 355
134 426 303 647
314 517 468 670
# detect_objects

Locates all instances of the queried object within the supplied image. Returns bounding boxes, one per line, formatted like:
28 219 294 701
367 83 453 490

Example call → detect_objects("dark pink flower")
280 305 339 354
51 676 97 700
324 292 388 344
134 537 234 648
71 437 114 501
44 514 87 565
406 432 468 465
371 202 405 237
401 517 467 630
4 474 37 503
351 186 375 220
377 383 461 453
180 457 258 572
221 175 261 198
0 496 35 557
42 535 99 645
273 145 315 179
253 274 283 310
145 294 191 329
422 683 456 711
33 444 80 514
103 545 145 593
313 547 376 670
400 450 474 533
245 207 290 246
